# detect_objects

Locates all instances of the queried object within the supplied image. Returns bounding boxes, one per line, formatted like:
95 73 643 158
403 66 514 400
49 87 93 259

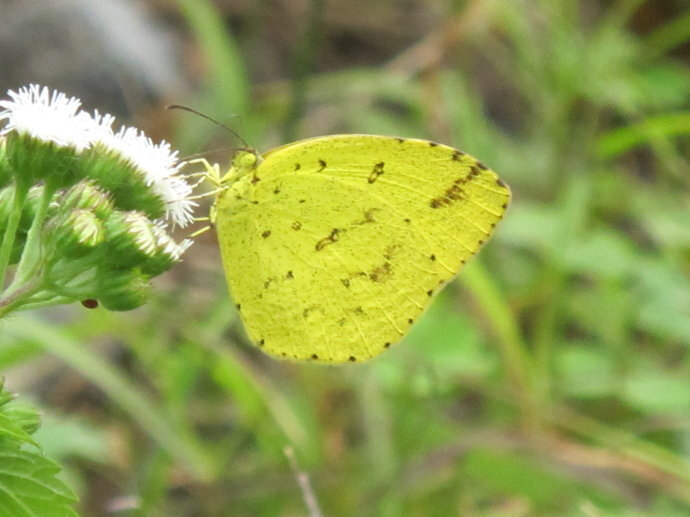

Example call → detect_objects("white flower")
153 222 193 261
0 84 95 151
93 119 197 228
0 84 197 259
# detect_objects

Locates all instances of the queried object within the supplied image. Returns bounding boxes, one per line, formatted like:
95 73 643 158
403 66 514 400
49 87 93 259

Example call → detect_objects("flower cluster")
0 85 197 315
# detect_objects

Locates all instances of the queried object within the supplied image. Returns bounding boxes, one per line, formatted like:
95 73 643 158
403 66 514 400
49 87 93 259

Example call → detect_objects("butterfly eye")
234 151 258 169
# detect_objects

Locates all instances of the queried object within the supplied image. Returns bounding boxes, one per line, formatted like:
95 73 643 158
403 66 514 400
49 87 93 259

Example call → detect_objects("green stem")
460 260 537 433
531 268 564 419
553 407 690 487
5 315 216 481
0 184 28 290
10 183 55 289
0 281 40 319
13 296 70 312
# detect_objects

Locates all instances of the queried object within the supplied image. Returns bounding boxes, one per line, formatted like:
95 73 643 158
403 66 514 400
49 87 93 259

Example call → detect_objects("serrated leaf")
0 447 78 517
0 414 37 447
0 384 78 516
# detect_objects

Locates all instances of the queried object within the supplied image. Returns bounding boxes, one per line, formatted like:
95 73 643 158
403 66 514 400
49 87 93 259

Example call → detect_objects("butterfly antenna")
177 147 236 164
166 104 249 148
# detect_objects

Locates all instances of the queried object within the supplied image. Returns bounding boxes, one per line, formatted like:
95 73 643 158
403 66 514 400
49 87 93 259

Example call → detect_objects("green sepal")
97 267 152 311
45 261 99 301
103 210 157 268
61 180 113 220
79 144 166 220
140 229 179 276
51 209 105 256
0 185 56 265
0 138 10 188
3 132 84 190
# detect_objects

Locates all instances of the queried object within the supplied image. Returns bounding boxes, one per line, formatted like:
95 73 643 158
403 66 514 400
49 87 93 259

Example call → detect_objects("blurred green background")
2 0 690 515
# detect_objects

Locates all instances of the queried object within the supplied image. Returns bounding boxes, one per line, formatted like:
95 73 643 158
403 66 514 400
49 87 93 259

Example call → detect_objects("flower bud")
53 209 104 256
103 210 158 268
97 268 151 311
61 181 113 220
140 224 192 276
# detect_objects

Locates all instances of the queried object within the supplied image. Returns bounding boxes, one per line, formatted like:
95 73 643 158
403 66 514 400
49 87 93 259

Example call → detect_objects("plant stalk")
0 183 28 290
10 183 55 289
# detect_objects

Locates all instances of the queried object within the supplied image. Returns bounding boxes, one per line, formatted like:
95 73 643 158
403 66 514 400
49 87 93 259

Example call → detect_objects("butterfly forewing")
213 135 510 363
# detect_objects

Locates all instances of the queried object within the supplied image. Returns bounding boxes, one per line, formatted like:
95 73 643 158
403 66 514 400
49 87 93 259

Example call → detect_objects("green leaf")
0 383 78 516
562 230 640 279
0 448 78 517
555 345 617 399
624 371 690 416
0 413 37 447
598 112 690 158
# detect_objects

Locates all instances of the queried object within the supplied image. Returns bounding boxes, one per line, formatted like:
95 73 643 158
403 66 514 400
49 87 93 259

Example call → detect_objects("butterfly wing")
213 135 510 363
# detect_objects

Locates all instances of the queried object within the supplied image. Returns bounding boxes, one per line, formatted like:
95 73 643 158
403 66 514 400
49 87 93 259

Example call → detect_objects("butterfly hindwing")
213 135 510 363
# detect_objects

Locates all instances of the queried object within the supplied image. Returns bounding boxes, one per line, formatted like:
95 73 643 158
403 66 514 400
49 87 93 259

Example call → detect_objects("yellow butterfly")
200 134 510 363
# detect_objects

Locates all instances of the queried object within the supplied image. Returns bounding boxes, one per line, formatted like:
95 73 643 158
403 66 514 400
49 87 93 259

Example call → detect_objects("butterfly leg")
183 158 222 187
188 225 213 238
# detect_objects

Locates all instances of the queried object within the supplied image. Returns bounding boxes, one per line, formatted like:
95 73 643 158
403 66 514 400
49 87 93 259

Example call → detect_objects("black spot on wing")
315 228 340 251
368 162 385 184
353 208 379 226
369 261 393 283
429 169 482 208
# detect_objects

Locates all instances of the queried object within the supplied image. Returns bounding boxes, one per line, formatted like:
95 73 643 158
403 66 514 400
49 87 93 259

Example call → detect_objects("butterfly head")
231 148 260 171
217 147 261 187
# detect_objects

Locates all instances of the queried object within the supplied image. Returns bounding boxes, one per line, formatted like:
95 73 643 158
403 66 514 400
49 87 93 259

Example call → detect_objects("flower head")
0 84 200 314
0 84 95 152
92 120 197 228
